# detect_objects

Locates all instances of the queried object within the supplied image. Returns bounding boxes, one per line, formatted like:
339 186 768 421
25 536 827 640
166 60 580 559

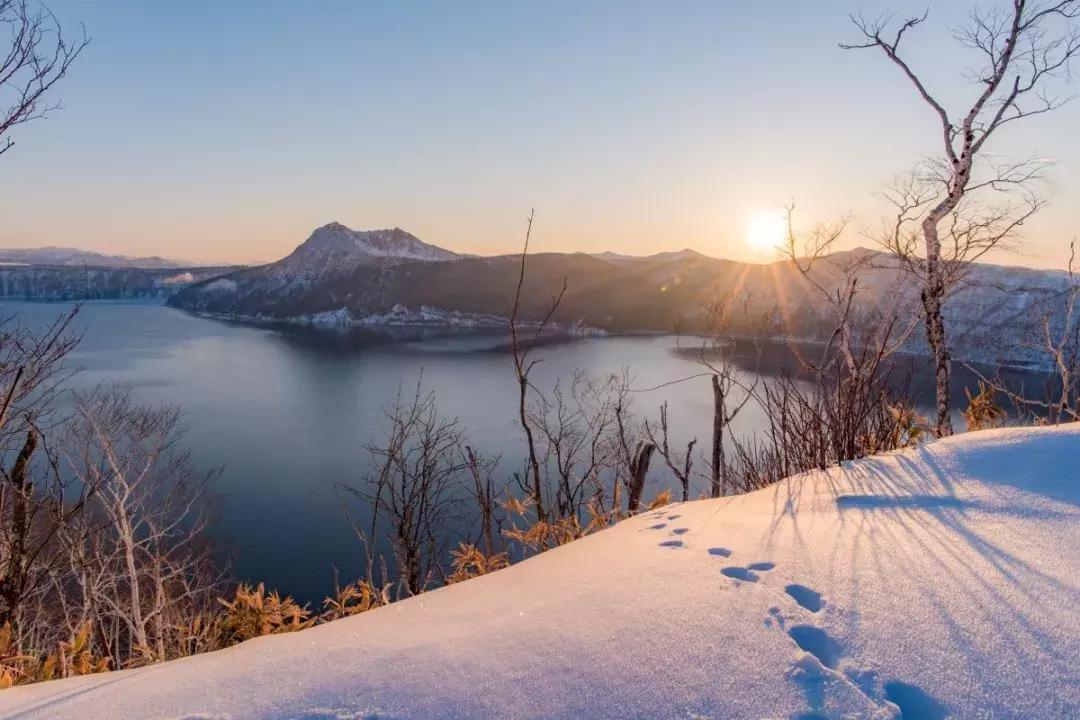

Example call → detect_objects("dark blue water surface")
4 301 739 601
2 300 1047 602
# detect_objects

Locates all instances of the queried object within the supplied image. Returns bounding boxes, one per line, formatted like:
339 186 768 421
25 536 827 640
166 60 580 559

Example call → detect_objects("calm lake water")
1 300 1044 602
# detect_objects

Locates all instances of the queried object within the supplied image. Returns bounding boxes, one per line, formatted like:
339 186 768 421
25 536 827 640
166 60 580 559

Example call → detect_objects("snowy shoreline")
184 303 608 337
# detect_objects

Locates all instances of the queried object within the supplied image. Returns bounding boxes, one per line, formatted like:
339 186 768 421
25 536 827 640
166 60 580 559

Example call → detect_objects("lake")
1 300 1045 603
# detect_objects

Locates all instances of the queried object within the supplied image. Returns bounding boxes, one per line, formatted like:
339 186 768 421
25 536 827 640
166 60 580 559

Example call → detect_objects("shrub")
447 544 510 584
963 381 1007 431
321 580 392 620
217 584 313 643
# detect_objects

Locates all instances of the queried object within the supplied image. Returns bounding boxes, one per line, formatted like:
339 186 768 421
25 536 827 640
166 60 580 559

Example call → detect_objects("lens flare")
745 212 786 254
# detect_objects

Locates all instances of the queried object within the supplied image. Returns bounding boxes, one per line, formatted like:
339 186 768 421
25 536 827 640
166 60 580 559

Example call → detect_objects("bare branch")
1 0 89 157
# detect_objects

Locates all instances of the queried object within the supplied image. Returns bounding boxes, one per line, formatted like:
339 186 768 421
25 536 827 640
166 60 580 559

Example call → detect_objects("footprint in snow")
721 566 759 582
721 561 773 587
778 594 938 719
667 514 682 520
658 539 684 548
646 523 667 530
884 681 949 720
785 584 825 613
707 547 731 557
671 527 690 535
787 625 844 669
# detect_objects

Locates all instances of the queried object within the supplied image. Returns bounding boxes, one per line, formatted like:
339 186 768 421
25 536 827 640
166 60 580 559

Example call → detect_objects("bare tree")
843 0 1080 435
1034 240 1080 421
0 0 91 631
691 295 763 497
532 372 619 519
1 0 88 157
63 385 219 665
462 445 508 558
0 309 86 632
347 384 467 598
0 1 89 629
967 239 1080 423
778 204 918 376
508 209 567 522
645 402 696 502
610 380 656 514
770 206 926 466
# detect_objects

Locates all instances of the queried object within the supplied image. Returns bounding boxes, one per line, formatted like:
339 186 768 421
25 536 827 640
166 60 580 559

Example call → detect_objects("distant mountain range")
168 222 791 330
0 246 201 269
1 224 1073 369
164 222 1076 369
588 248 712 264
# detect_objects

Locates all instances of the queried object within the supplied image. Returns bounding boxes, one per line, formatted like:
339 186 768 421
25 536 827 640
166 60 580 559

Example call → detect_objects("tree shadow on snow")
763 430 1078 717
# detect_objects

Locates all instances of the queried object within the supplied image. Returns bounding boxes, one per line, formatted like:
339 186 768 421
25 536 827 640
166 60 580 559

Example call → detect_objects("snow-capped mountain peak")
253 223 459 292
287 223 458 266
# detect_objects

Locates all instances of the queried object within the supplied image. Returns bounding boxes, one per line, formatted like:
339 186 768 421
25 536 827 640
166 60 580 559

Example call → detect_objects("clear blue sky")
1 0 1076 267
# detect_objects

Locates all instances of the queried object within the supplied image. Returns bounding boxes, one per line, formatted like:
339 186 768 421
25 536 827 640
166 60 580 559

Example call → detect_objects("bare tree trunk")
516 373 545 520
115 502 151 659
919 176 959 437
0 428 37 629
152 561 166 660
921 265 953 436
710 374 724 498
625 441 655 513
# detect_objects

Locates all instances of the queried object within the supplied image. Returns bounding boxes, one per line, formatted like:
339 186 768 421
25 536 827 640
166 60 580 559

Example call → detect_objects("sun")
745 212 787 255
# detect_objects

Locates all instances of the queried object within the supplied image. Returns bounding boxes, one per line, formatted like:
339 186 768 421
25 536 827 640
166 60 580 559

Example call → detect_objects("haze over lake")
3 300 1042 602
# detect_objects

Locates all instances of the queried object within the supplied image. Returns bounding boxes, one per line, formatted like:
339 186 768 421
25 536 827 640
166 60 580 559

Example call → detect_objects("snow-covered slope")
2 425 1077 719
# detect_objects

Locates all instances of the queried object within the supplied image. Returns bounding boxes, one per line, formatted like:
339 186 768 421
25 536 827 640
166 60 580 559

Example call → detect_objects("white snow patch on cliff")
200 278 238 293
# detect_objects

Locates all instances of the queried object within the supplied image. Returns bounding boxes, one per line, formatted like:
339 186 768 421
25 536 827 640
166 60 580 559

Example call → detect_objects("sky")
0 0 1077 268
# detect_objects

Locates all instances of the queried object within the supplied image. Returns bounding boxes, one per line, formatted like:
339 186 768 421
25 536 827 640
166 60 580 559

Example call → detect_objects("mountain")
0 246 199 269
169 221 811 327
166 223 1076 368
589 248 711 264
254 223 459 295
3 424 1077 719
276 223 459 271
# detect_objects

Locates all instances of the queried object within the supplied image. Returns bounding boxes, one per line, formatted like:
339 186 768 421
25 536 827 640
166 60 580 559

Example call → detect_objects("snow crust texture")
1 425 1077 719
